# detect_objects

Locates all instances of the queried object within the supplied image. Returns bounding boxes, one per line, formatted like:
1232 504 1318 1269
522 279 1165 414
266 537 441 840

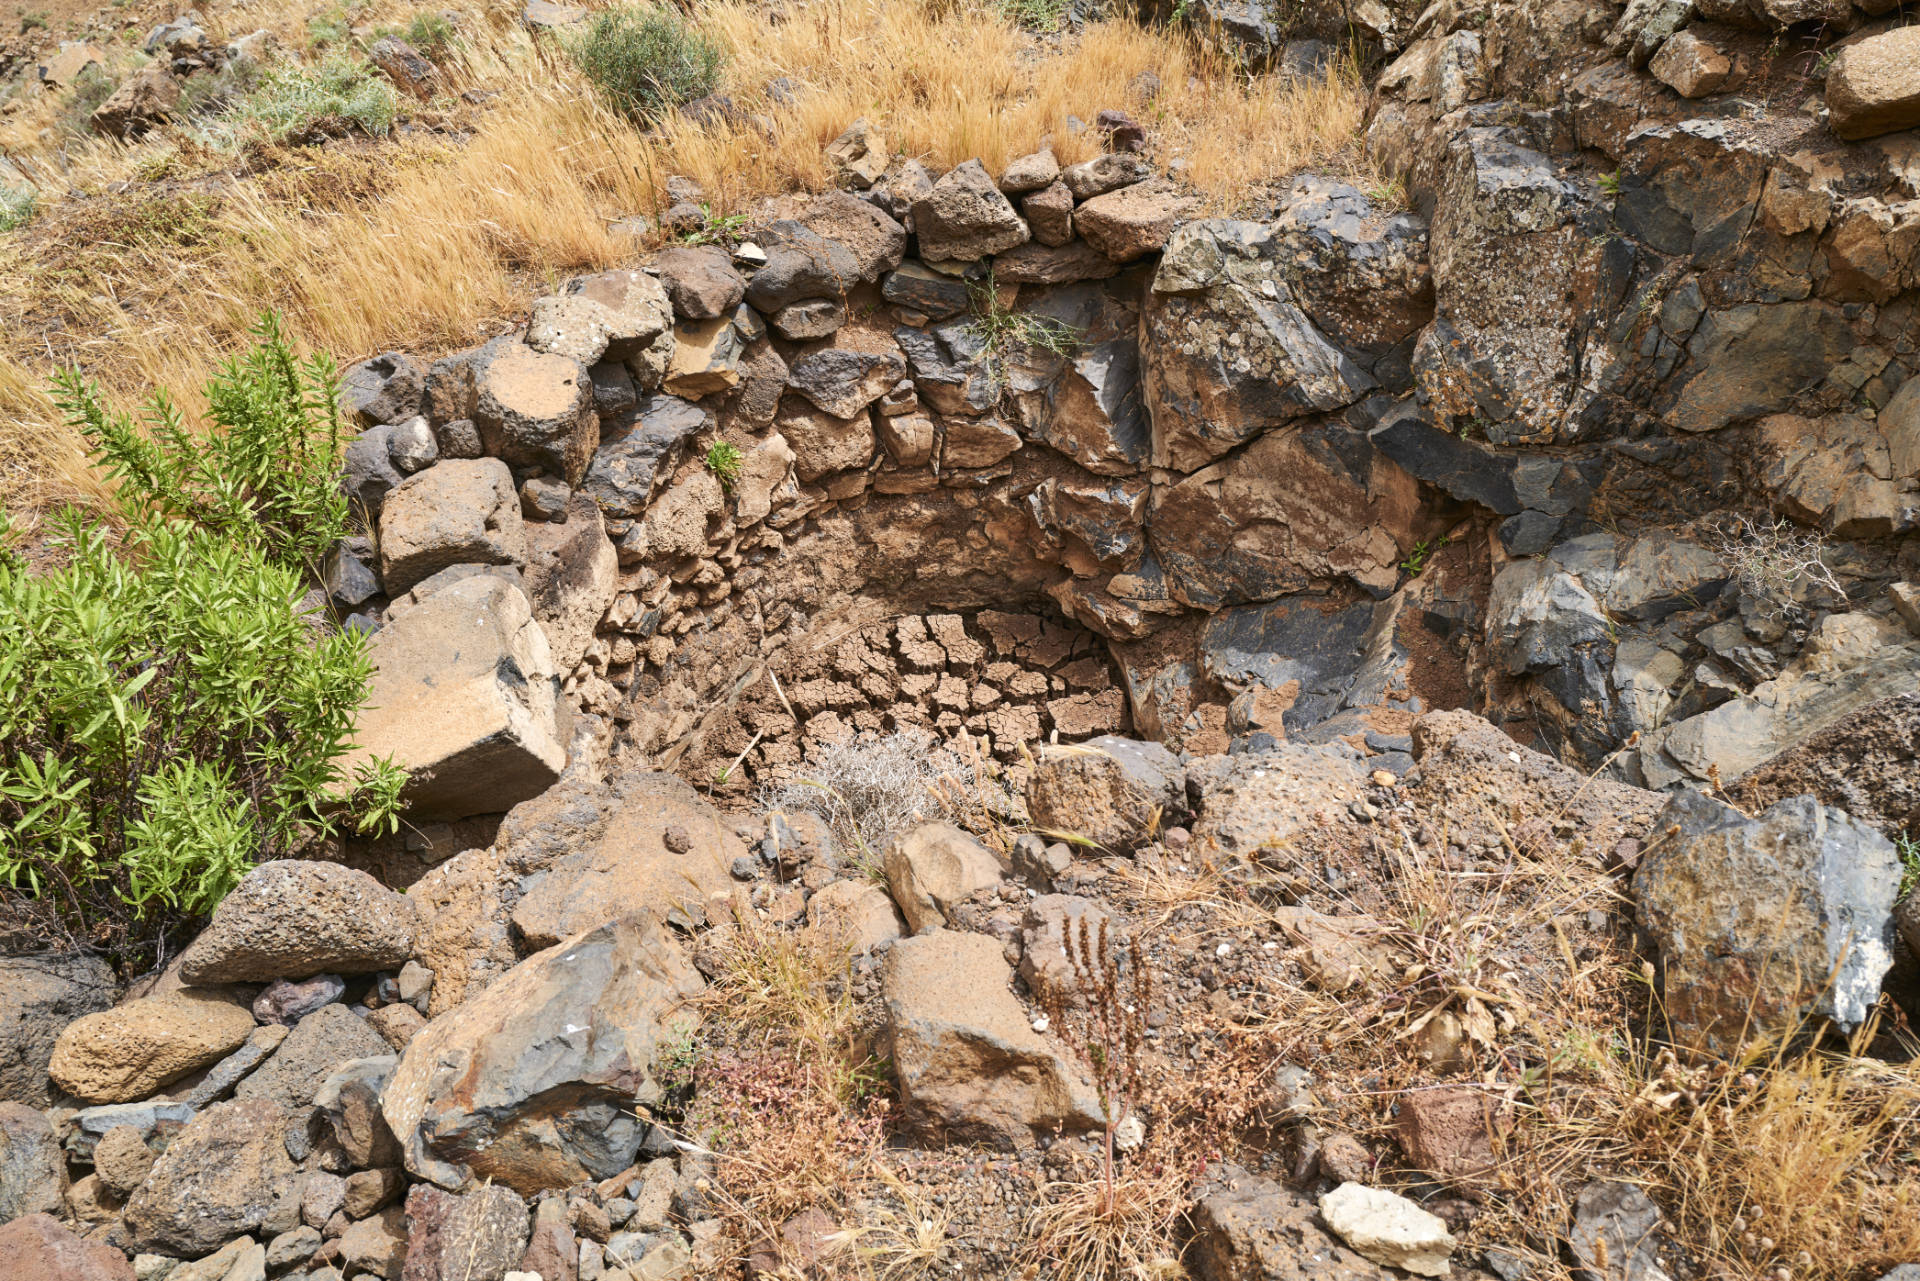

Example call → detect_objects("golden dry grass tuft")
0 0 1365 509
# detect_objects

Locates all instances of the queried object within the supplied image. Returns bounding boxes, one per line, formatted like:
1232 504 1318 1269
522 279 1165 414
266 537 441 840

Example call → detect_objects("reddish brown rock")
0 1213 134 1281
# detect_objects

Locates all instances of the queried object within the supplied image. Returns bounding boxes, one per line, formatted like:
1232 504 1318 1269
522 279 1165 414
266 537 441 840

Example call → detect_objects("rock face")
1730 693 1919 847
510 770 745 946
383 915 704 1194
48 989 255 1104
0 953 117 1106
342 575 567 821
881 930 1101 1147
1143 220 1373 470
180 859 415 984
1826 27 1920 141
123 1099 301 1255
0 1213 135 1281
1025 736 1185 853
1635 791 1900 1056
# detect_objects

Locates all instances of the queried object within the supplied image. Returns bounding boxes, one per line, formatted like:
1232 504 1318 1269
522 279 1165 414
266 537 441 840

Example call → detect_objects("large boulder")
233 1004 390 1110
510 771 746 947
1025 736 1184 854
378 458 528 596
1826 27 1920 142
0 1213 134 1281
1634 791 1900 1056
123 1098 301 1255
341 575 567 822
883 824 1005 934
0 1104 67 1221
0 953 117 1106
48 989 254 1104
382 915 704 1194
912 159 1031 262
1142 220 1375 471
90 62 178 138
882 930 1101 1147
179 860 415 984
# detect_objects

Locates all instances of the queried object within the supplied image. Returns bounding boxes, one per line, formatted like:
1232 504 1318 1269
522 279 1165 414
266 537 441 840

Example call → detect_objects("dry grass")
0 0 1365 510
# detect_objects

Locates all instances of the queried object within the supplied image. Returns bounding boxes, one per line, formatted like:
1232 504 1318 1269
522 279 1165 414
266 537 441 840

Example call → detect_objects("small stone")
1317 1182 1456 1276
385 416 438 474
253 975 346 1026
521 475 573 522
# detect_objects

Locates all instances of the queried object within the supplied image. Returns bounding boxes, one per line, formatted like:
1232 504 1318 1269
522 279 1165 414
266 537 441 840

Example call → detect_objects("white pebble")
1216 942 1232 957
1031 1016 1050 1033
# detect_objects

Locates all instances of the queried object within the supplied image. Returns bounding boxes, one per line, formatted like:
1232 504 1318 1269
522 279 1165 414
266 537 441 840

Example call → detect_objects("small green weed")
966 271 1080 362
678 203 748 247
1598 170 1622 197
19 9 47 32
306 3 352 49
704 439 743 490
0 183 33 233
1399 534 1449 579
1897 834 1920 900
564 5 723 125
997 0 1068 31
405 10 458 56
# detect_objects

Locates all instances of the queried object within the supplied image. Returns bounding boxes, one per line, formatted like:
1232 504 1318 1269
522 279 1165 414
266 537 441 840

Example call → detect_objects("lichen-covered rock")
1142 220 1374 470
881 930 1101 1147
49 989 254 1104
1635 790 1900 1056
180 860 415 984
383 915 703 1194
0 1104 67 1220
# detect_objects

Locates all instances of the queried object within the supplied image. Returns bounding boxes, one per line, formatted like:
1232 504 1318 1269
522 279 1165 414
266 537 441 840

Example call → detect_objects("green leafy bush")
202 52 400 147
564 5 723 125
405 10 458 57
0 317 403 962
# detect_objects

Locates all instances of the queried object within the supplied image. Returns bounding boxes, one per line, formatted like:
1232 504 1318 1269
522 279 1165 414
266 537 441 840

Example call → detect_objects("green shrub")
564 5 723 125
202 52 400 147
704 440 743 489
58 312 352 572
0 183 32 233
306 3 351 48
2 318 404 962
405 10 458 57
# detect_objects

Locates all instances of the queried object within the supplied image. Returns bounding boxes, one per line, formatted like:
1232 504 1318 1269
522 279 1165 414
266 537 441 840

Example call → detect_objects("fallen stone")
882 930 1101 1147
181 860 414 985
1316 1182 1455 1277
49 989 255 1104
805 878 907 953
1649 30 1733 98
167 1237 263 1281
253 974 346 1026
1569 1181 1668 1281
1026 736 1184 854
1635 790 1898 1055
124 1099 301 1256
339 575 567 822
510 770 745 947
91 63 178 138
1826 26 1920 142
383 916 703 1194
883 823 1005 934
523 496 619 673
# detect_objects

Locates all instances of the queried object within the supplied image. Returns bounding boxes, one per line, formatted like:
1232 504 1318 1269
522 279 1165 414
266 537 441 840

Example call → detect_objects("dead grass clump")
1021 1151 1191 1281
759 728 965 862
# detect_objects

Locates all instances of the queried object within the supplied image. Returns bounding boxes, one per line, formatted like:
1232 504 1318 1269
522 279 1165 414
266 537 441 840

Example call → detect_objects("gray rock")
651 245 745 322
66 1101 195 1160
894 323 1002 418
0 953 118 1107
882 262 973 319
769 298 846 341
999 148 1059 194
912 159 1030 262
235 1006 390 1112
741 222 864 313
376 458 527 597
178 1024 290 1109
180 861 415 985
786 348 908 419
1568 1181 1669 1281
266 1225 321 1272
1059 153 1150 201
342 424 404 519
583 395 710 519
323 549 380 611
253 975 346 1026
340 354 425 429
385 416 438 474
313 1057 402 1171
1634 791 1899 1056
519 476 571 522
124 1099 302 1256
